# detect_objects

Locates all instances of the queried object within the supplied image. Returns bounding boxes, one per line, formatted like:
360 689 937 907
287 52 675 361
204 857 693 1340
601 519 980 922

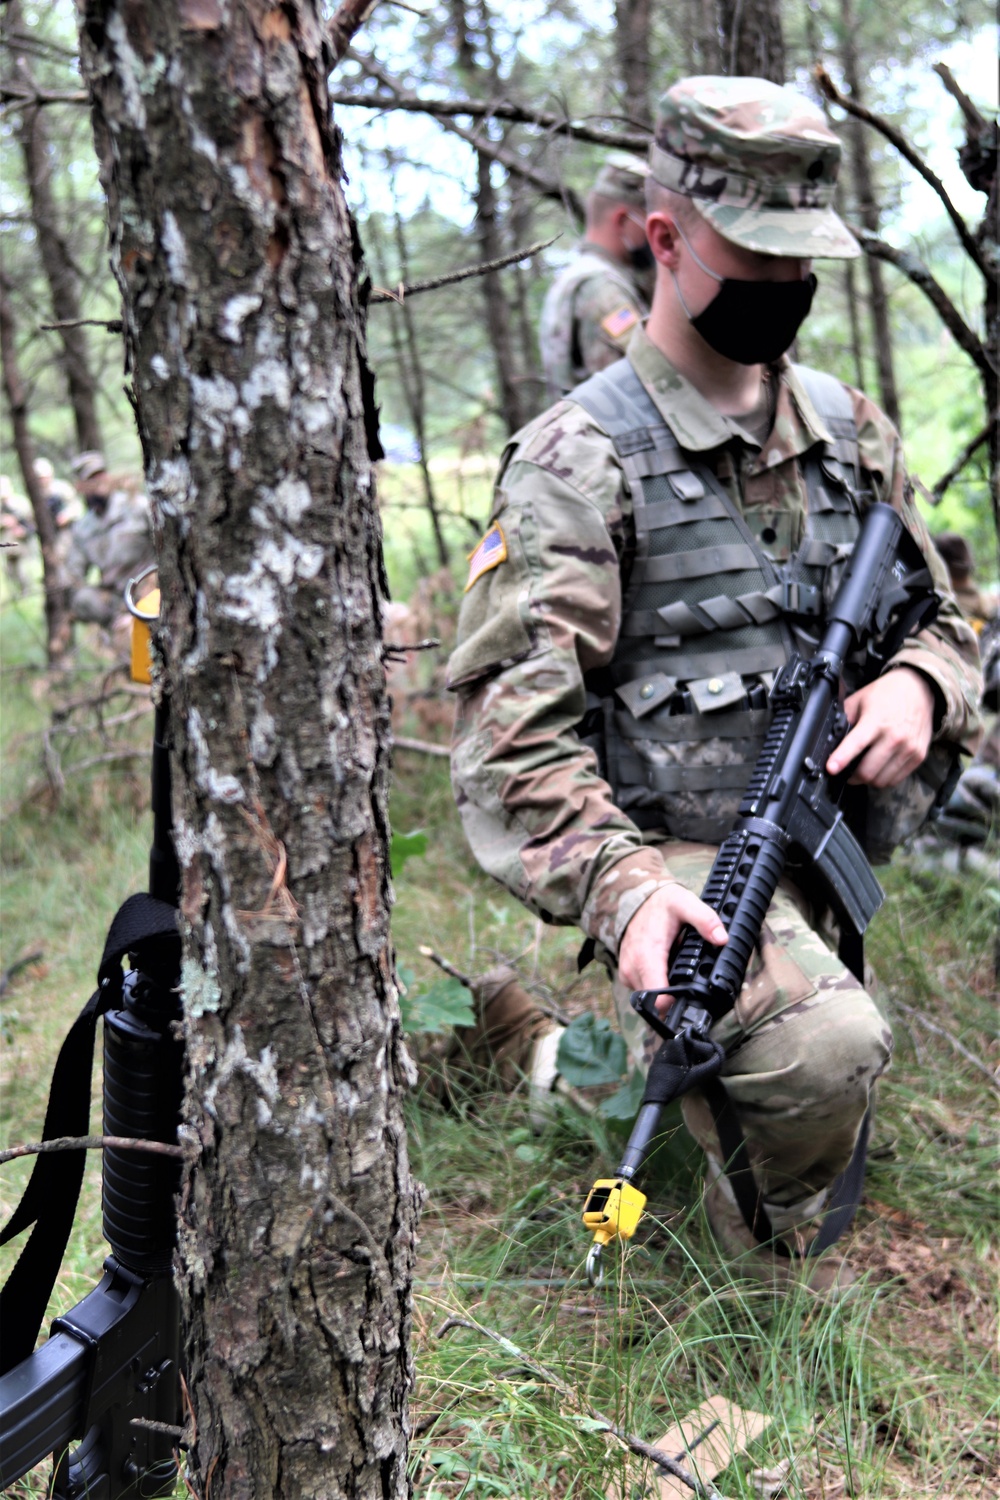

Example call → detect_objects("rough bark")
3 0 103 456
0 273 74 663
614 0 652 130
717 0 785 82
76 2 420 1496
838 0 900 431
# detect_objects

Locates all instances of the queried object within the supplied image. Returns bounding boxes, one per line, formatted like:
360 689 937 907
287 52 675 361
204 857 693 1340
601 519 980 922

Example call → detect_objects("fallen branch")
370 236 558 304
852 230 992 378
814 64 991 280
419 944 472 986
0 1134 187 1167
931 417 995 501
894 1002 1000 1094
436 1314 728 1498
0 950 44 999
393 735 450 758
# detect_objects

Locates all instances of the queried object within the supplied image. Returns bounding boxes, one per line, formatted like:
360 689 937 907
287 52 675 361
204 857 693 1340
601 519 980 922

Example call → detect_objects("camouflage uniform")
67 486 155 626
538 154 652 400
449 79 983 1225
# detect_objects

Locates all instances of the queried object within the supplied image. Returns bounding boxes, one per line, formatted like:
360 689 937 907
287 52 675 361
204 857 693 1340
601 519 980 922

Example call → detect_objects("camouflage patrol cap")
651 76 860 258
592 151 650 210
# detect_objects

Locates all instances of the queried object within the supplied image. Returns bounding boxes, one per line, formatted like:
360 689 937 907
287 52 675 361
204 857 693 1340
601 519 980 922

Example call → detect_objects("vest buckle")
780 578 822 616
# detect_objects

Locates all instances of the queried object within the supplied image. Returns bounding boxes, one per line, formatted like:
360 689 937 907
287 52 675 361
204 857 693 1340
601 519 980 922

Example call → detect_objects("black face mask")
673 221 817 365
627 241 655 272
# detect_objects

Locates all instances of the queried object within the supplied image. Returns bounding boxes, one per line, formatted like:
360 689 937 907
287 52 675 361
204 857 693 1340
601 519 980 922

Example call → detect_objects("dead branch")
393 735 450 758
0 1134 187 1166
894 1002 1000 1094
0 84 88 110
931 63 990 137
327 0 379 64
852 230 992 377
347 53 584 219
435 1314 728 1498
814 65 992 281
931 416 995 501
0 949 44 998
382 638 442 653
418 945 472 986
39 315 124 334
330 81 649 152
370 237 557 304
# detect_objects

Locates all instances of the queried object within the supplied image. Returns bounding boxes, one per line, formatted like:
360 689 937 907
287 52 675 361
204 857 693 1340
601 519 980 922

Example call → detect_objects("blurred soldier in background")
66 451 155 628
933 532 998 632
0 474 35 595
538 152 652 399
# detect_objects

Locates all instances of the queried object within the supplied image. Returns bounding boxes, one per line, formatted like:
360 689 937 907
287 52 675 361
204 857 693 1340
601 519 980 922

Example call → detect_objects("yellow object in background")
130 587 160 686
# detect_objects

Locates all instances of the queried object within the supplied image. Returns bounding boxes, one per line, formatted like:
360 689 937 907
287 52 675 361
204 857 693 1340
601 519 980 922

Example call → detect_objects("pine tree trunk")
76 3 420 1495
0 273 73 663
717 0 785 82
839 0 901 431
614 0 653 128
4 0 104 456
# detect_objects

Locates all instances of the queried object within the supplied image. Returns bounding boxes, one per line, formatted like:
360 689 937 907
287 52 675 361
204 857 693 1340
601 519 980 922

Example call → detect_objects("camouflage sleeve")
574 274 645 377
851 389 983 752
448 405 676 955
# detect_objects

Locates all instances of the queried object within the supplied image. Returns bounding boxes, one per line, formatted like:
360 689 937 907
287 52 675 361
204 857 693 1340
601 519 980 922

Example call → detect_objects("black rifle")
582 502 939 1283
0 683 185 1497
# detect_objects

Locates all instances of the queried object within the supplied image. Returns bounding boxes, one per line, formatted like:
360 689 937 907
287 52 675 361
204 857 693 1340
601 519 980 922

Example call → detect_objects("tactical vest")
570 358 864 844
539 250 646 400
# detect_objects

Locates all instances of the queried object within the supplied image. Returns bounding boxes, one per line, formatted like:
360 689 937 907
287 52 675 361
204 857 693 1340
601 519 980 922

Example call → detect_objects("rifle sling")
0 893 179 1376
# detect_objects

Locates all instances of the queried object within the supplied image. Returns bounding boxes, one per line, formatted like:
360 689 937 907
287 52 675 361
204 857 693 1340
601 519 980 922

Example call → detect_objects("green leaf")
401 975 474 1036
390 828 428 875
556 1012 627 1087
598 1067 646 1121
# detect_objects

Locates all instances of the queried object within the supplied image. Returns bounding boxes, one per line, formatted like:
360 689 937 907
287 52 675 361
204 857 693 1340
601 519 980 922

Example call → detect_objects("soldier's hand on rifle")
826 665 936 788
618 882 728 1000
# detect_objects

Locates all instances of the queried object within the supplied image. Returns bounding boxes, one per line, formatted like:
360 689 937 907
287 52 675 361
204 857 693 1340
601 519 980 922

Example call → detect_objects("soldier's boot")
441 966 565 1124
703 1159 857 1297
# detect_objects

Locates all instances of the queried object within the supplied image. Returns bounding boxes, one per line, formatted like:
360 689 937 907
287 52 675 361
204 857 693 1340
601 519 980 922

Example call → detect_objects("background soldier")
66 450 155 628
449 77 982 1292
538 152 653 399
933 531 998 631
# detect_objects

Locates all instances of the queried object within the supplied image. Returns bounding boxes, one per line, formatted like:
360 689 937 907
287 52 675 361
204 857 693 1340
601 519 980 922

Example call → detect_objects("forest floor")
1 577 997 1499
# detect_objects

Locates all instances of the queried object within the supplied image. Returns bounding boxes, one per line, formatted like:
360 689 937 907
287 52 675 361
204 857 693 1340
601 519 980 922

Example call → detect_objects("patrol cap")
650 76 860 259
591 151 650 211
933 532 975 576
71 450 107 482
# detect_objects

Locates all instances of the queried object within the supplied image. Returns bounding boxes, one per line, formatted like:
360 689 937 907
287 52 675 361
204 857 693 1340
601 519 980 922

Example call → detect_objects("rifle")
582 502 940 1285
0 577 185 1497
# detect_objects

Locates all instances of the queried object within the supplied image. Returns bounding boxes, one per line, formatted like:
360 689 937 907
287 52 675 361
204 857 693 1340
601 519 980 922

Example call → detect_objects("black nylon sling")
0 893 180 1375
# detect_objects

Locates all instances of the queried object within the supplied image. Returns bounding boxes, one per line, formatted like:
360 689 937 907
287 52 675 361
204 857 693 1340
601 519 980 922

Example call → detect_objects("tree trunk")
839 0 901 430
717 0 785 82
451 0 527 435
0 273 73 663
614 0 653 129
4 0 104 456
76 3 420 1496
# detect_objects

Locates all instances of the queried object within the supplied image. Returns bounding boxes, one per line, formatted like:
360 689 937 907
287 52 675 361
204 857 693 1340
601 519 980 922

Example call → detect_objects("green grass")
2 573 997 1499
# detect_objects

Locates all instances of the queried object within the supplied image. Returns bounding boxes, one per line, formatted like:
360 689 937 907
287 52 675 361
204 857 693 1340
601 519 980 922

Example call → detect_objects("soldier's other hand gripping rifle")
582 502 940 1285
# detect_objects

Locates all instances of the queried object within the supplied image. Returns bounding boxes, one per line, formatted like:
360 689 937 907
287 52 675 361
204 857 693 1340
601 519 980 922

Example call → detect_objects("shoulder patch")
464 522 507 592
600 305 639 340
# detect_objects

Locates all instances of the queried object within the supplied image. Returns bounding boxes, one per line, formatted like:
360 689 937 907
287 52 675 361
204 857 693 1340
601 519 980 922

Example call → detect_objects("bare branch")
814 64 992 281
39 315 124 334
931 417 994 501
853 229 992 378
0 83 88 110
330 80 649 152
327 0 380 64
0 1134 187 1167
346 54 585 219
931 62 990 137
894 1002 1000 1094
392 735 450 758
369 235 558 304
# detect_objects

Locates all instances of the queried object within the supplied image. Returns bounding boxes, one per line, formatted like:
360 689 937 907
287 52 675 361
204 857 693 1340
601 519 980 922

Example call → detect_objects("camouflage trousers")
613 842 893 1210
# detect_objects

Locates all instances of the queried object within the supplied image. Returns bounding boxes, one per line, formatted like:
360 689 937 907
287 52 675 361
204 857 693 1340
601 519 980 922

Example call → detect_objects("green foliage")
390 826 429 874
398 967 475 1035
556 1012 627 1087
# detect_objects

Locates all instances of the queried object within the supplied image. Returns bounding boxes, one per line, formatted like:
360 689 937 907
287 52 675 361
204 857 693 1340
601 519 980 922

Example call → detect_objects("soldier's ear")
645 212 683 269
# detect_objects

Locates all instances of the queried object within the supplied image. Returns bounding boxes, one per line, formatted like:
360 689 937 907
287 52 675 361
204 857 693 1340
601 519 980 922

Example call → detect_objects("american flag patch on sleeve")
464 522 507 592
600 304 639 340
